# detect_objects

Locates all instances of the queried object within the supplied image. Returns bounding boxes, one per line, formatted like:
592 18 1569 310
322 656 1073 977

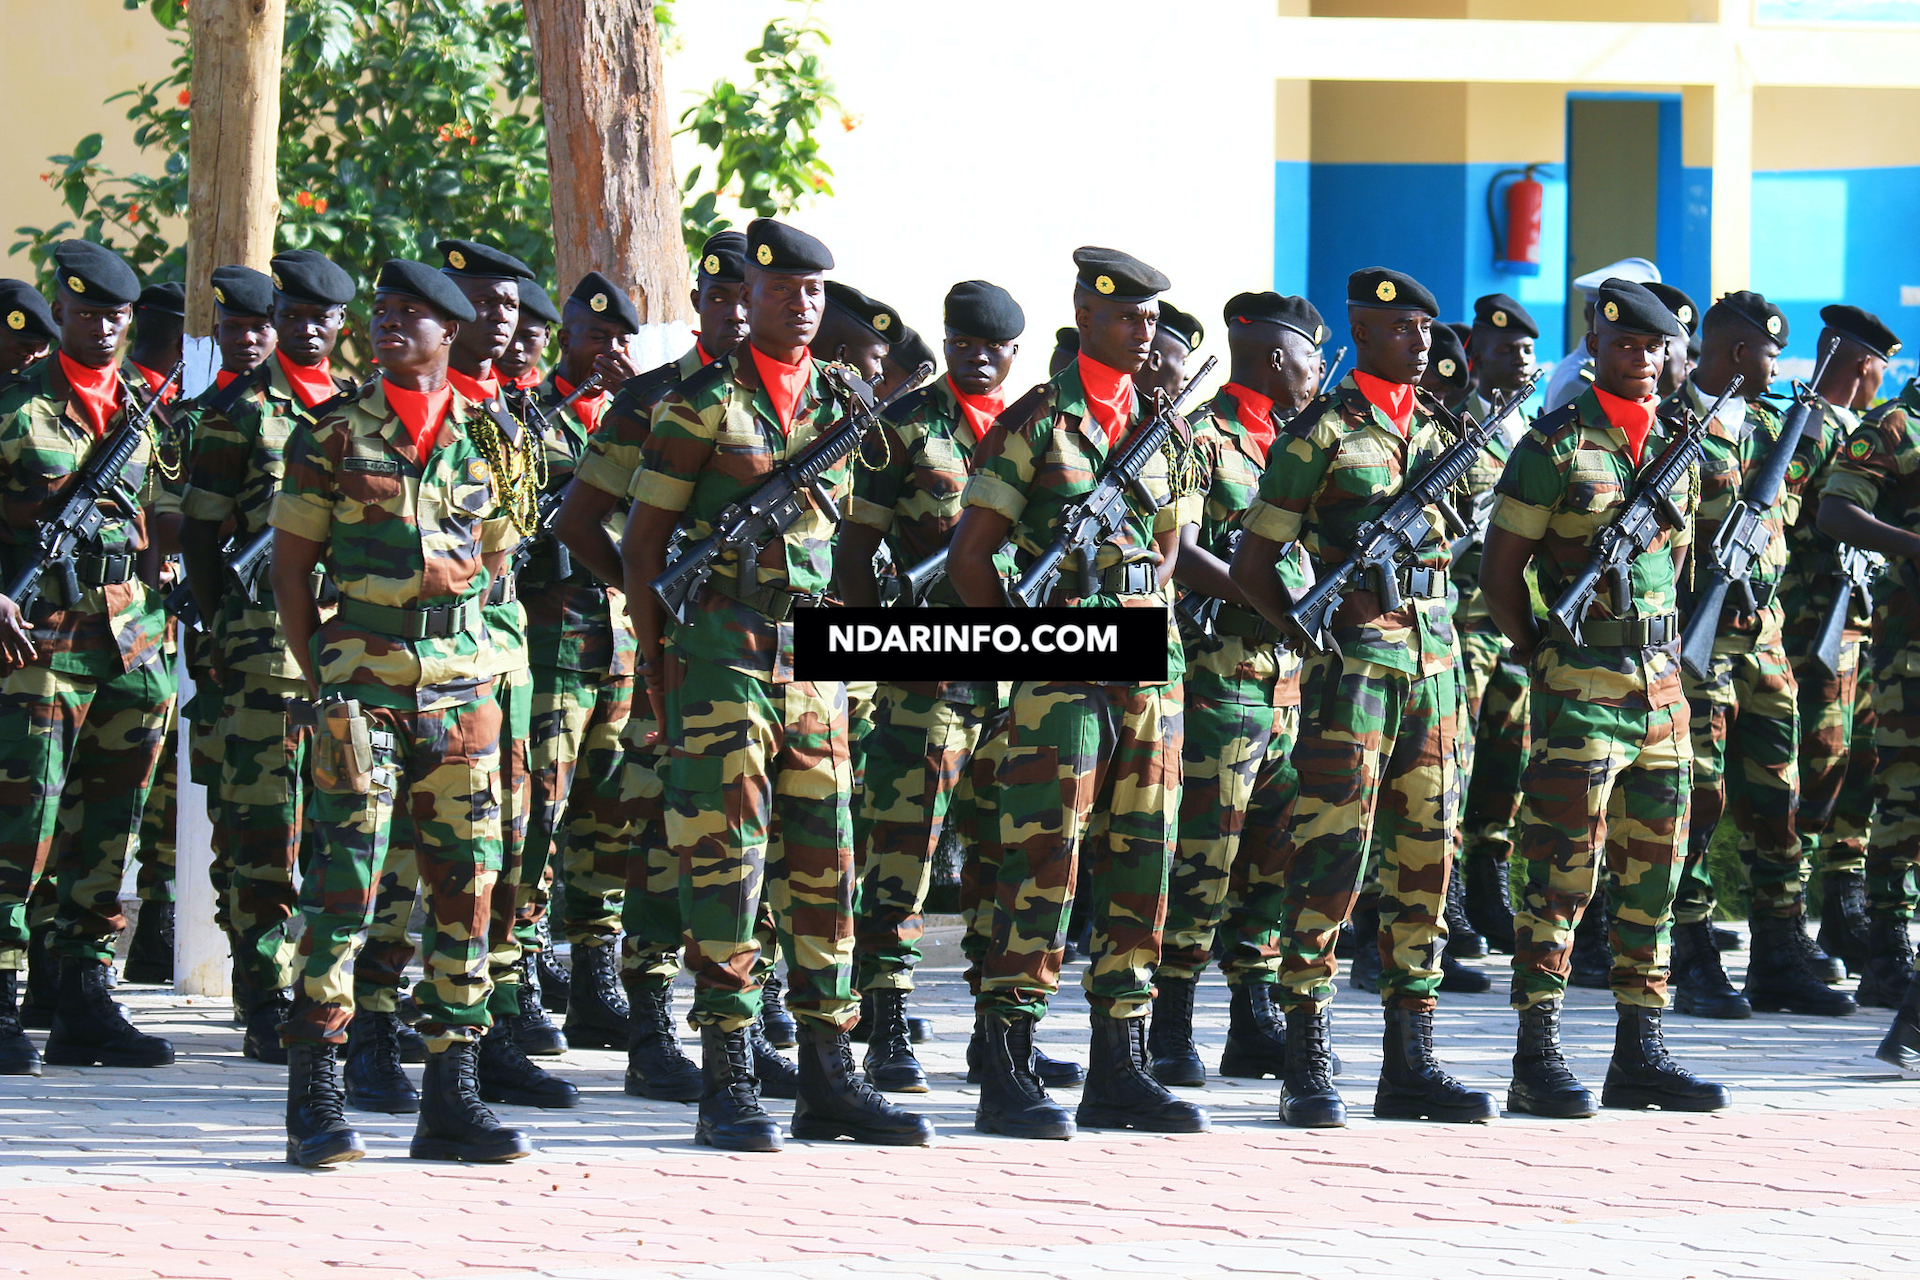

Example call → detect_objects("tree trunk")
184 0 286 337
524 0 689 324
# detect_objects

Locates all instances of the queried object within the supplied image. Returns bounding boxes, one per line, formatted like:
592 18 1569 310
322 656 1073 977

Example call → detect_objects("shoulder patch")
997 383 1053 435
880 384 931 427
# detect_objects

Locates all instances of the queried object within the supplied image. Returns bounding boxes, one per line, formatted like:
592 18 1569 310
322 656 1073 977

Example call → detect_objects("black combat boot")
1375 1005 1497 1123
410 1039 532 1162
1601 1004 1732 1111
285 1041 366 1167
1349 902 1383 994
0 971 41 1076
1444 871 1487 960
507 950 567 1056
792 1020 935 1145
1777 904 1846 984
848 988 875 1044
44 959 173 1067
1464 852 1517 954
243 989 294 1065
1711 924 1744 951
748 1014 799 1100
1671 919 1752 1019
1077 1012 1210 1133
1873 973 1920 1078
695 1024 781 1152
1218 982 1287 1079
1508 1000 1595 1118
1570 888 1612 989
624 980 701 1102
560 942 630 1050
1857 914 1917 1009
342 1011 419 1113
20 927 55 1030
974 1012 1075 1140
1745 913 1857 1017
1279 1003 1346 1128
478 1020 579 1108
395 1017 428 1064
1818 870 1872 977
122 901 174 985
965 1012 1085 1087
1146 975 1204 1087
536 933 571 1015
861 987 928 1093
759 973 798 1048
1439 951 1492 994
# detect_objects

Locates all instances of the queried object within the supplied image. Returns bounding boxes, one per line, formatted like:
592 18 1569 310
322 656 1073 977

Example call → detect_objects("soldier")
125 282 186 402
1420 322 1472 414
1646 284 1699 399
1672 291 1855 1021
271 258 527 1167
1138 302 1201 399
1481 277 1729 1117
1150 291 1322 1087
0 240 175 1077
499 279 559 391
0 281 56 379
623 217 932 1151
1230 267 1493 1129
879 324 938 401
182 253 356 1065
948 245 1206 1141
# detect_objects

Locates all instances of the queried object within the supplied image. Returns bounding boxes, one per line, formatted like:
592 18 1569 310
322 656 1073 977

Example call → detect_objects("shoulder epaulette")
199 363 272 417
475 394 524 443
1532 402 1581 439
880 385 931 428
998 383 1052 435
672 356 732 403
613 360 681 413
1285 391 1338 439
293 377 373 427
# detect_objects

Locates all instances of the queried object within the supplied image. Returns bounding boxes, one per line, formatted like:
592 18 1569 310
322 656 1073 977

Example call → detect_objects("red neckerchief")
277 350 337 409
1222 381 1278 461
1593 385 1658 466
507 369 543 392
695 339 717 366
383 377 453 458
446 367 500 404
214 369 240 391
130 360 178 403
1076 352 1137 448
59 353 122 439
946 375 1005 444
554 374 609 437
748 344 813 433
1352 369 1414 438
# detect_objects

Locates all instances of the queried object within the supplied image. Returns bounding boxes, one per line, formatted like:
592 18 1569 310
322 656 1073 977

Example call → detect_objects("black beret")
697 231 748 284
209 266 273 318
1821 303 1900 360
1348 267 1438 318
435 238 534 281
137 281 186 316
1472 293 1538 338
1156 301 1203 353
1709 289 1788 346
515 278 561 326
1072 246 1168 303
1643 283 1698 335
824 281 899 344
375 259 477 323
1054 327 1080 355
746 218 833 273
52 240 140 307
0 280 55 342
1223 291 1327 346
889 324 937 377
270 249 356 306
568 271 641 333
1594 277 1684 338
944 279 1024 342
1428 322 1470 387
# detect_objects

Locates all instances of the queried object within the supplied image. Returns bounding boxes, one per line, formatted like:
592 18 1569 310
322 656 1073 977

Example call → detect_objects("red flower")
294 191 314 209
177 89 190 107
313 197 328 215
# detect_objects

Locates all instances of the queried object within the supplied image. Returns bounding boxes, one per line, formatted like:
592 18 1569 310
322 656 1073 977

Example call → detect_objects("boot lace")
721 1030 765 1107
303 1045 350 1127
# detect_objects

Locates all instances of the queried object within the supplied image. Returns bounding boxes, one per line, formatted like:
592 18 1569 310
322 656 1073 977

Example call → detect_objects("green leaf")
73 134 104 162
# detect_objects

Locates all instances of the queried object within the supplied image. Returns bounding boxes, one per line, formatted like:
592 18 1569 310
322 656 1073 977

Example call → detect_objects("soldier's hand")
0 594 35 670
593 349 643 387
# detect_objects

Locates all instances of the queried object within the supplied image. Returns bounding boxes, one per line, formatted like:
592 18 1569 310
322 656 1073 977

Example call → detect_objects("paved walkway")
4 932 1919 1279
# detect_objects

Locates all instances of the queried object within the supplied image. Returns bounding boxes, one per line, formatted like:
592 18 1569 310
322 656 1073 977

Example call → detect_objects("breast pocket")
1326 441 1395 501
1565 459 1626 517
339 456 405 521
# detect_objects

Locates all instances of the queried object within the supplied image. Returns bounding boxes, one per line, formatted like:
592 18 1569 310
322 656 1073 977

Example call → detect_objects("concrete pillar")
1709 8 1754 298
171 657 228 997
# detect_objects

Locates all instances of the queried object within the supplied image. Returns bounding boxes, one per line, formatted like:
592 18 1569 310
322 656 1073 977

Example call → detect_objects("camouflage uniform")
1493 387 1696 1008
961 363 1191 1022
1674 384 1804 923
636 348 859 1032
271 380 516 1048
1241 374 1459 1014
0 361 172 971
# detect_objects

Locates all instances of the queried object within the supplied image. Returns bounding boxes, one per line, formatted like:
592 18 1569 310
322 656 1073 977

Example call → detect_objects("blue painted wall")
1274 160 1310 298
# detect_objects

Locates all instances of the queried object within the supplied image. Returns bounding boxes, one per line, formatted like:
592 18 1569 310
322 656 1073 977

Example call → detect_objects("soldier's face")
0 333 50 375
1135 331 1186 400
944 332 1016 397
51 296 132 368
214 312 276 375
449 277 519 364
835 335 889 382
1855 354 1890 410
1076 294 1156 375
1588 323 1666 401
370 292 455 376
1658 334 1692 396
694 281 749 354
497 321 549 381
1470 326 1534 394
1731 337 1780 399
1350 308 1430 385
747 268 826 354
560 309 631 380
1273 330 1320 410
274 300 346 366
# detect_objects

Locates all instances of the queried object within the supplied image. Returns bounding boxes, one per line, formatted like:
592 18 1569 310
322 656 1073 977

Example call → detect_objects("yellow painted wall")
1754 87 1920 169
1311 80 1676 166
1275 80 1312 162
1308 0 1703 18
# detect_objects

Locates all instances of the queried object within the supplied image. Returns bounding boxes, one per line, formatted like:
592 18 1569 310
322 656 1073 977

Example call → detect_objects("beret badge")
756 244 774 266
1603 301 1620 322
1094 275 1115 296
447 249 467 270
1376 280 1397 303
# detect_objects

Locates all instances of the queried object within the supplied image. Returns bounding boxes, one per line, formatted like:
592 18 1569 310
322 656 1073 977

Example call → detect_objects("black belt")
336 594 484 640
1213 602 1280 643
76 553 137 588
1100 560 1159 598
1577 613 1678 648
707 570 823 622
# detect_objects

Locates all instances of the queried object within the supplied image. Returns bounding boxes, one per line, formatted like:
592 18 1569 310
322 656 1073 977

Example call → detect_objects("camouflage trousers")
134 703 178 904
665 652 856 1032
218 672 315 993
854 685 1003 992
981 680 1181 1022
0 661 172 968
1864 631 1920 920
286 681 503 1050
1276 658 1456 1014
183 674 231 943
1511 687 1690 1009
524 666 633 954
354 836 418 1014
483 668 533 1017
959 718 1010 994
1163 675 1300 985
1677 638 1804 922
617 695 677 984
1770 627 1878 879
1460 624 1531 865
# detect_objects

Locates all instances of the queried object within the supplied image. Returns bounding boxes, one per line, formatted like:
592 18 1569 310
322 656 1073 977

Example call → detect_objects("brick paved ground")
4 926 1919 1279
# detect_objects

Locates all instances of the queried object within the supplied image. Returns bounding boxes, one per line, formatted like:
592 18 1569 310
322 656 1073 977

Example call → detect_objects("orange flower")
436 124 452 142
127 203 142 220
177 89 190 107
313 197 328 215
294 191 314 209
840 113 858 132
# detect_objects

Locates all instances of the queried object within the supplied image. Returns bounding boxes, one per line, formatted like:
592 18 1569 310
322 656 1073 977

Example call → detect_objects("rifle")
5 359 182 614
511 489 573 582
1008 355 1217 608
1283 373 1539 654
523 371 605 439
1547 376 1744 646
893 545 947 608
650 360 935 624
1812 543 1883 677
1322 346 1349 393
1678 342 1839 679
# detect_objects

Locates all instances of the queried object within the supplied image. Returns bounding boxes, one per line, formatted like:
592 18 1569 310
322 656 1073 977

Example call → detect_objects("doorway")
1564 97 1665 351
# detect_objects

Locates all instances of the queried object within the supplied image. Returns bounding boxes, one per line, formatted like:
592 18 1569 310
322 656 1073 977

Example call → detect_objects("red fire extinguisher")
1490 165 1545 276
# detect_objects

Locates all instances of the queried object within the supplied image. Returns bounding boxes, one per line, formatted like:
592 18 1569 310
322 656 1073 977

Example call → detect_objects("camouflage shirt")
1683 377 1788 648
962 361 1194 686
1779 399 1871 634
1451 415 1517 627
573 346 707 503
1823 378 1920 652
270 379 518 708
1492 385 1696 711
0 360 163 677
1240 373 1456 679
